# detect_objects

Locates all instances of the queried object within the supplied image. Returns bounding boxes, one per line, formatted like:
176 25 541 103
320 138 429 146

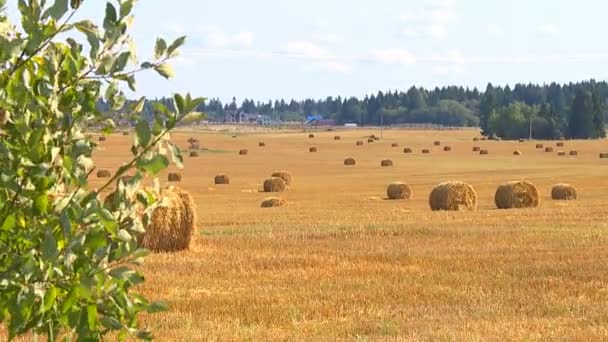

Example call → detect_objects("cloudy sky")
8 0 608 102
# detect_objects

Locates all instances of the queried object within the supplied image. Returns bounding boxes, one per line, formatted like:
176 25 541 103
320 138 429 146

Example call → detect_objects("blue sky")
7 0 608 102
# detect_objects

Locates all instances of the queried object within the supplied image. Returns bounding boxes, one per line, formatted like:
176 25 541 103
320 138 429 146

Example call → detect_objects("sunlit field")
12 127 608 340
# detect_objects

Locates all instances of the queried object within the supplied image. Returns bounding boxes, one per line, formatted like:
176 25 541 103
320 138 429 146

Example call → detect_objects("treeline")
103 80 608 140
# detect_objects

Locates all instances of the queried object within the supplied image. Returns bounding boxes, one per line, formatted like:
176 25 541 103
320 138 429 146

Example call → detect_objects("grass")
4 128 608 340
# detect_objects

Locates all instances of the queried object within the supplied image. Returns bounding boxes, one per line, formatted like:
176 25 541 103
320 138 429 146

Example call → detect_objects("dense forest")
105 80 608 140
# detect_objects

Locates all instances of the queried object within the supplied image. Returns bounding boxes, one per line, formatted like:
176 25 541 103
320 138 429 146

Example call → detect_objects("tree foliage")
0 0 202 340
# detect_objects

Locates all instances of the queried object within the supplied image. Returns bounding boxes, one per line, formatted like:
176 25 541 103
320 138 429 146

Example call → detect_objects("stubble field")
30 128 608 340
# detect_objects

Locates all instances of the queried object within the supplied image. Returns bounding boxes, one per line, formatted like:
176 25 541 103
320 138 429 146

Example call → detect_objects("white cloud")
195 25 255 49
311 32 344 44
486 24 504 37
370 49 417 65
538 24 560 35
397 0 458 41
281 41 352 74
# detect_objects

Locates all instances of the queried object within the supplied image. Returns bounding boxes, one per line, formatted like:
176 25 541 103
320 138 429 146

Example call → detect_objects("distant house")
225 111 275 125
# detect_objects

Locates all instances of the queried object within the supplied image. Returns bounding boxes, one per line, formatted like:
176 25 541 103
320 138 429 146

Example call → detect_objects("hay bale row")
545 147 554 153
434 141 441 146
600 153 608 159
344 157 356 166
556 142 565 147
271 170 293 186
259 142 266 147
140 186 196 252
214 174 230 185
308 133 315 138
429 181 477 211
381 159 393 167
168 173 182 182
367 138 374 143
97 169 111 178
472 146 481 152
551 184 577 200
261 197 286 208
403 148 413 153
495 181 539 209
422 149 430 154
309 146 317 152
189 151 200 157
443 146 452 152
334 136 341 140
513 150 522 156
557 151 566 156
536 144 544 149
239 149 248 155
387 182 412 200
570 150 578 156
479 150 489 155
392 143 399 147
99 136 106 142
356 141 364 146
263 177 286 192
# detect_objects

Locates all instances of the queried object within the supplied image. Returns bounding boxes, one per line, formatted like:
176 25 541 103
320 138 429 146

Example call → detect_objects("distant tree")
569 89 596 138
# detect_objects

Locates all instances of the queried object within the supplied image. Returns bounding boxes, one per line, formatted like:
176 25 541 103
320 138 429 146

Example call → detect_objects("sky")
7 0 608 102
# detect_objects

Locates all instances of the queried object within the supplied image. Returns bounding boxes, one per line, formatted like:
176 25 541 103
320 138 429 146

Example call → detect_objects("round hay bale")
536 144 544 149
334 136 341 140
569 150 578 156
551 184 577 200
232 135 237 138
261 197 286 208
479 150 489 155
271 170 293 186
392 143 399 147
403 148 413 153
356 141 364 146
473 137 480 142
367 138 374 143
308 133 315 138
556 142 565 147
472 146 481 152
443 146 452 152
545 147 554 153
214 174 230 185
98 136 106 142
239 149 249 155
513 150 522 156
557 151 566 156
97 169 111 178
370 134 377 139
309 146 317 152
189 151 200 157
140 186 197 252
263 177 286 192
429 181 477 211
258 142 266 147
381 159 393 167
344 157 356 166
600 153 608 159
421 149 430 154
168 172 182 182
373 137 380 141
434 141 441 146
495 181 540 209
122 131 129 136
387 182 412 200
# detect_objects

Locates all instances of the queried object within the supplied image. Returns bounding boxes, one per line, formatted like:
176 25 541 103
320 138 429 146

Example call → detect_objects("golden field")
8 128 608 341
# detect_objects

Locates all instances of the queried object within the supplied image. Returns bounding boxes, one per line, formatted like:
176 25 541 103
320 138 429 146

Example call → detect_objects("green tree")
0 0 202 340
568 89 595 138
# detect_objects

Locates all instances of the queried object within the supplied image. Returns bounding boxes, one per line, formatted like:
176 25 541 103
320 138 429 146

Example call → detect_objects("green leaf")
42 230 58 261
154 38 166 60
44 0 69 20
111 51 130 73
167 142 183 168
104 3 117 30
167 36 186 56
1 214 16 231
130 97 146 114
136 155 168 175
34 194 49 214
74 20 100 59
173 94 185 114
42 286 58 312
87 304 97 330
135 120 151 147
119 0 134 18
154 63 174 79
